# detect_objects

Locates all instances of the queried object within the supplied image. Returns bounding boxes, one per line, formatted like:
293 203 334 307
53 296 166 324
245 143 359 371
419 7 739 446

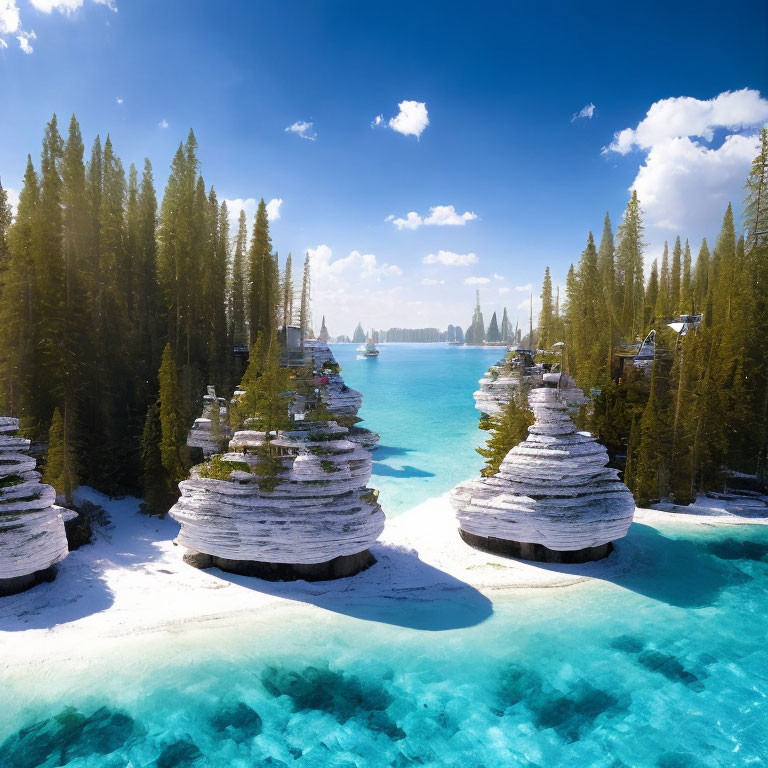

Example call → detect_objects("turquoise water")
2 345 768 767
330 343 502 515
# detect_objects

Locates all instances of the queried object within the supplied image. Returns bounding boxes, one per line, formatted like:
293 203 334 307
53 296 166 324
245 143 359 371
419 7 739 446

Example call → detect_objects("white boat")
361 339 380 357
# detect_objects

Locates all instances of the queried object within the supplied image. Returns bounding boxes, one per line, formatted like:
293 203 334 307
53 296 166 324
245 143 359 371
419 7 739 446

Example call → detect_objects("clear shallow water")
330 343 502 515
3 346 768 767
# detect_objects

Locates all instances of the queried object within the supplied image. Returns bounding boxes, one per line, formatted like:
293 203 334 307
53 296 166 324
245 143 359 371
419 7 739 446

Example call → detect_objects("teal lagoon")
2 344 768 767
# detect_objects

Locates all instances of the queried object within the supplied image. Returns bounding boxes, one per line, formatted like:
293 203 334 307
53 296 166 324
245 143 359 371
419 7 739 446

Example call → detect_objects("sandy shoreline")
1 486 766 675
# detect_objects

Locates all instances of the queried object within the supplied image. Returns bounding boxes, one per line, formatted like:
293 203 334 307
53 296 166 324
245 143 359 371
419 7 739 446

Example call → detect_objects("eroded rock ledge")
0 417 69 597
169 421 385 581
454 374 634 563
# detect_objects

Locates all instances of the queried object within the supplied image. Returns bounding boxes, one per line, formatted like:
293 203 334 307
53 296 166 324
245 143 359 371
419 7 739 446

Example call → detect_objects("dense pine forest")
0 114 287 502
481 128 768 503
1 116 766 511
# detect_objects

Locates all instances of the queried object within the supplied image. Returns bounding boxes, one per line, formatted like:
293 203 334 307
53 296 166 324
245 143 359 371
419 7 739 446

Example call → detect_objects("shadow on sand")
0 489 171 632
206 541 493 631
524 521 765 609
372 463 435 479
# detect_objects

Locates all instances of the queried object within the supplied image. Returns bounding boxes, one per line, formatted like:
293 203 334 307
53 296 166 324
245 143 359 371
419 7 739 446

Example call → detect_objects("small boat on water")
447 340 464 346
360 339 380 357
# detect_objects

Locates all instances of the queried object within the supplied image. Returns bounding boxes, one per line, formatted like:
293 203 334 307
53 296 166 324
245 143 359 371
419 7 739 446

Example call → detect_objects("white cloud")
16 28 34 53
514 283 532 292
464 276 490 285
374 100 429 138
266 197 282 222
158 119 168 128
493 273 504 281
384 214 395 222
115 96 123 105
393 212 422 230
392 204 478 230
422 250 478 267
421 278 445 286
604 89 768 155
571 103 595 122
308 244 402 284
604 89 768 259
285 120 317 141
0 1 20 36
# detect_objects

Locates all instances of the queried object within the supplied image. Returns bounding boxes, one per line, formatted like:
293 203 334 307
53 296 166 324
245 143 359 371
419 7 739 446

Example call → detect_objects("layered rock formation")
0 417 69 596
474 364 543 417
454 374 635 563
169 421 385 581
187 386 231 458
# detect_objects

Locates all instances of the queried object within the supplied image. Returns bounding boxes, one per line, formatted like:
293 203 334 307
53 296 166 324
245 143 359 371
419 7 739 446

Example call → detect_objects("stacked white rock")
453 373 635 563
0 417 69 596
187 386 231 458
169 421 385 581
474 365 543 417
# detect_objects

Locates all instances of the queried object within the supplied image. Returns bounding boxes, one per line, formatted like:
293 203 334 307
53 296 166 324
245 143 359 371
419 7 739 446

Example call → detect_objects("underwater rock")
155 738 204 768
169 421 384 581
0 416 69 597
453 374 635 562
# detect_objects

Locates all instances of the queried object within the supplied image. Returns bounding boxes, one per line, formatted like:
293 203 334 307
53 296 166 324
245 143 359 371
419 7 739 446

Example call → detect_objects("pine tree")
644 258 659 328
230 208 248 346
140 400 174 515
538 267 554 348
597 212 618 326
0 156 39 421
282 252 294 329
299 253 311 343
477 387 534 476
0 177 12 280
248 198 276 341
655 242 670 321
43 406 78 504
633 336 673 506
486 311 501 342
248 331 290 441
616 191 645 340
744 126 768 254
670 235 682 315
158 344 187 485
680 239 692 314
692 239 710 315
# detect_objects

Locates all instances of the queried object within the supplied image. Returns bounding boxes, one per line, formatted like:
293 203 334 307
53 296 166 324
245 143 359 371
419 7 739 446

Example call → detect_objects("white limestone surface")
0 417 68 581
454 377 635 551
169 423 384 564
474 366 543 416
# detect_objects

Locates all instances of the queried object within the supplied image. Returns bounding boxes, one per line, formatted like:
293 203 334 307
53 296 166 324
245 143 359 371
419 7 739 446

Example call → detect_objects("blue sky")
1 0 767 336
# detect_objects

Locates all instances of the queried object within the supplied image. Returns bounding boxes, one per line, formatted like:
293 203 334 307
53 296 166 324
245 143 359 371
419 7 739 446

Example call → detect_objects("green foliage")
477 389 534 477
158 344 188 485
319 459 340 473
42 407 78 504
140 400 174 515
197 455 250 480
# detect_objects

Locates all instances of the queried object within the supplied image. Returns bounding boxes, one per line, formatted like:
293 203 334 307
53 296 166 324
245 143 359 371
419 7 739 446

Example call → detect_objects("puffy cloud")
421 278 445 286
285 120 317 141
266 197 282 222
493 273 504 281
374 101 429 138
571 103 595 122
0 1 20 36
604 89 768 257
422 250 478 266
464 276 490 285
633 133 761 233
158 119 168 128
115 96 123 104
16 28 33 53
514 283 532 292
391 204 477 230
604 89 768 155
308 245 402 284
